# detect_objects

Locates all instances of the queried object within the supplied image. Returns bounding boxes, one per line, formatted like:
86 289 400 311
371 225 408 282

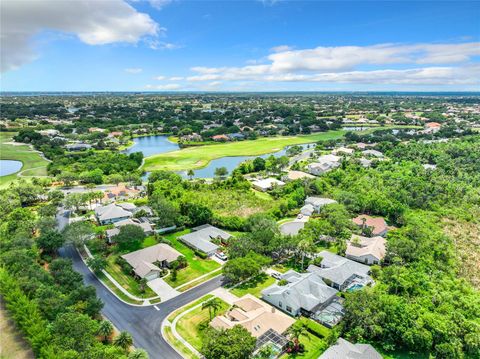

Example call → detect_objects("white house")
95 203 133 225
307 155 341 176
304 197 337 213
252 178 286 192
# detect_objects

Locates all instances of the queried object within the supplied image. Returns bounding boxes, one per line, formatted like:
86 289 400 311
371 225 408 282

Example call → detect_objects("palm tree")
114 331 133 352
187 169 194 180
97 320 113 343
128 349 149 359
202 298 223 320
287 323 308 352
297 238 316 270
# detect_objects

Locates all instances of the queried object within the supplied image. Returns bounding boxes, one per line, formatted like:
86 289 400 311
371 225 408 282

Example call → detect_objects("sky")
1 0 479 92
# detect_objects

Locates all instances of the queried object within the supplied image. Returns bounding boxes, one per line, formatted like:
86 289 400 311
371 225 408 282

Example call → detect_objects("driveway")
147 278 179 301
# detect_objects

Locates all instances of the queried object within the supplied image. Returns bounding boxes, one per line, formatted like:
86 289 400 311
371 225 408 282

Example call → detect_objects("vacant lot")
0 132 49 188
143 131 346 171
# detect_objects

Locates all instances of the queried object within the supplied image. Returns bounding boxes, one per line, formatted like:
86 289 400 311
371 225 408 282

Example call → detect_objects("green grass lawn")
176 297 230 351
143 131 346 171
167 294 214 322
280 332 327 359
0 132 50 188
231 273 276 298
162 230 221 288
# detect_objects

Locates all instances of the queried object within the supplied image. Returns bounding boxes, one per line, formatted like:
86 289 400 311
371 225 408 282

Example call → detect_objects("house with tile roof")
346 234 386 265
352 215 389 237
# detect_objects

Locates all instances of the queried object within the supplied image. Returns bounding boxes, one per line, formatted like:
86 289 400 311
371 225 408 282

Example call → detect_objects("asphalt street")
57 207 223 359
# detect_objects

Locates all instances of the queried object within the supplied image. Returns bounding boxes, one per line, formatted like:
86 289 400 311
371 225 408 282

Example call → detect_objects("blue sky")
1 0 479 91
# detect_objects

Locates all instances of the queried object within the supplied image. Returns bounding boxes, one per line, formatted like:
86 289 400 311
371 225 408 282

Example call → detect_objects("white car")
297 214 304 219
271 271 282 280
215 252 227 261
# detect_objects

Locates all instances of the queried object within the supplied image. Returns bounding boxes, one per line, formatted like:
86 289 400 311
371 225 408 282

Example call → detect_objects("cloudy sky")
1 0 479 91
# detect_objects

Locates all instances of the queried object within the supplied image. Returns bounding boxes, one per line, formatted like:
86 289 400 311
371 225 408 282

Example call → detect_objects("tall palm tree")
97 320 113 343
202 298 223 320
297 238 316 270
187 169 194 180
114 331 133 352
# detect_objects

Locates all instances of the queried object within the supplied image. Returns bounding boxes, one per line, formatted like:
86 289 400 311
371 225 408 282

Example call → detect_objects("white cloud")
148 0 173 10
1 0 159 72
148 40 183 50
169 76 184 81
125 68 143 74
183 42 480 87
153 75 166 80
146 83 183 90
270 45 293 53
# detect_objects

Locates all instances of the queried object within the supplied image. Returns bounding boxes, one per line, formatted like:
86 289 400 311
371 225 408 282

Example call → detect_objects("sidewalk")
170 302 206 358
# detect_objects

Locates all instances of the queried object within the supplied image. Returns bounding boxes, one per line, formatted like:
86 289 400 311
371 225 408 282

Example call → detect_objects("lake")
124 135 180 157
130 135 314 180
0 160 23 177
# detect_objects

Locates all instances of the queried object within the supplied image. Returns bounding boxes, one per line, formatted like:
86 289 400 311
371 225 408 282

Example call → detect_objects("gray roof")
318 338 382 359
279 221 305 236
95 204 132 222
262 270 338 312
304 197 337 208
179 225 231 253
121 243 182 278
308 251 370 286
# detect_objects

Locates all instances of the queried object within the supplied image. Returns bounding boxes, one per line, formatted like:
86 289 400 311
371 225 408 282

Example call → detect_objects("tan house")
352 215 389 237
346 234 386 265
211 294 295 338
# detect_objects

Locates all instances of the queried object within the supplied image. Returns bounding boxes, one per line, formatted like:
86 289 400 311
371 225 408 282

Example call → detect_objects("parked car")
215 252 228 261
271 271 282 280
297 214 304 219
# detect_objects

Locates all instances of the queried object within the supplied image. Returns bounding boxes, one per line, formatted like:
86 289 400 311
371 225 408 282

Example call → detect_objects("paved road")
58 208 224 358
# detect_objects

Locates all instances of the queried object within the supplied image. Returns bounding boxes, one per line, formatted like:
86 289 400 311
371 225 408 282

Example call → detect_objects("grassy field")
230 273 276 298
163 230 222 288
280 331 326 359
167 294 214 322
143 131 346 171
0 132 50 188
0 300 34 359
163 326 198 359
176 297 230 351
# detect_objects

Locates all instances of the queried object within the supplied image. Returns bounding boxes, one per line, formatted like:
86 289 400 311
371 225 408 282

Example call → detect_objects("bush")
195 250 208 259
115 256 132 274
298 317 331 338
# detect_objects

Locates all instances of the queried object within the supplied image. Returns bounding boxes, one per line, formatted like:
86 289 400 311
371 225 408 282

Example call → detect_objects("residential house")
304 197 337 213
346 235 386 265
39 129 60 137
352 215 389 237
106 218 154 241
362 149 384 158
121 243 182 280
103 184 140 201
65 143 92 151
318 338 382 359
252 178 286 192
283 170 315 181
178 224 231 256
95 203 133 225
358 158 372 168
424 122 442 133
262 270 338 317
108 131 123 138
332 147 354 155
227 133 245 140
212 134 229 142
307 155 341 176
211 294 295 338
307 251 373 291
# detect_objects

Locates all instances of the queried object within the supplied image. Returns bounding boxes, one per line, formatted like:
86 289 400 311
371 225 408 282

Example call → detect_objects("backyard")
230 272 276 298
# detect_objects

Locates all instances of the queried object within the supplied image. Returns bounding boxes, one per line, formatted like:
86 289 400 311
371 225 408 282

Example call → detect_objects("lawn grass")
230 273 276 298
163 326 198 359
105 255 157 298
95 271 145 305
176 297 230 351
162 230 221 288
251 189 274 201
177 269 222 292
143 131 347 172
0 132 50 188
167 294 214 322
280 331 327 359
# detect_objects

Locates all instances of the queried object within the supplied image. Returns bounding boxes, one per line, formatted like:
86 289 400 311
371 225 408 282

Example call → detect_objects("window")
286 306 292 313
279 301 282 308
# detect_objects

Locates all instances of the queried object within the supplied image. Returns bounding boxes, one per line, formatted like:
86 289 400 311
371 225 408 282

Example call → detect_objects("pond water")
124 135 180 157
0 160 23 177
132 135 314 180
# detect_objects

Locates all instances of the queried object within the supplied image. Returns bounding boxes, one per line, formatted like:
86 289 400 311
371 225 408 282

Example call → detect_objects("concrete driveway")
147 278 180 301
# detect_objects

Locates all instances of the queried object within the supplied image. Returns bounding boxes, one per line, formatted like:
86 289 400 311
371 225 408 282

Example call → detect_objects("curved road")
59 245 223 359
